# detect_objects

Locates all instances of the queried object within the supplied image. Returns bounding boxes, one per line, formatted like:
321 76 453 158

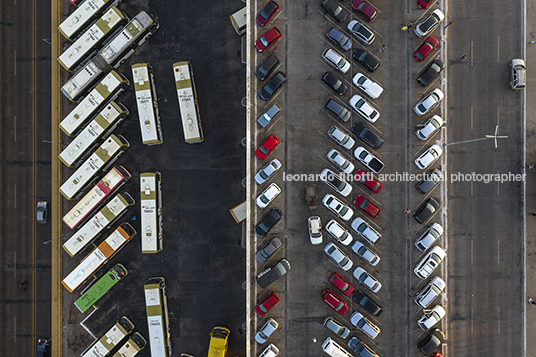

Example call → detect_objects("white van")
230 7 247 35
322 337 353 357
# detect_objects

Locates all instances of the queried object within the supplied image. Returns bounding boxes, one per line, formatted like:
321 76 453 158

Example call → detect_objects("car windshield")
260 171 269 180
359 199 370 209
358 151 368 160
357 246 367 255
333 6 341 16
356 223 367 234
357 98 366 108
260 196 270 204
430 228 441 239
357 318 366 328
274 263 286 275
358 272 368 282
260 36 269 46
339 206 349 216
260 3 274 18
330 177 345 190
337 58 346 68
357 76 367 85
260 146 270 155
339 256 350 266
418 103 427 112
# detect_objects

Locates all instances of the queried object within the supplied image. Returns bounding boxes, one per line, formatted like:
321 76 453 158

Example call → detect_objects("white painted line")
497 36 500 62
13 116 16 141
471 306 474 334
497 307 501 334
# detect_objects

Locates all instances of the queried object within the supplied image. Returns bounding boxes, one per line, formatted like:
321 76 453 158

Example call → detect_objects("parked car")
256 183 281 208
308 216 323 245
256 1 279 26
353 147 384 173
327 149 355 174
322 72 348 95
413 197 440 224
36 201 48 224
328 125 355 149
255 237 283 263
255 159 282 184
417 305 446 330
324 242 354 271
258 103 282 128
417 0 433 9
256 55 280 81
256 134 280 160
352 73 383 99
351 123 383 149
354 194 380 218
349 95 379 123
352 241 380 266
414 9 444 38
260 71 288 100
255 292 280 315
350 311 380 339
321 0 347 22
256 258 291 288
415 222 444 251
351 217 381 244
417 329 445 355
414 245 446 279
329 272 355 296
414 276 446 308
326 219 353 245
256 318 279 344
347 20 375 45
353 290 383 317
327 27 352 51
417 59 444 87
416 115 443 141
414 35 439 61
323 193 354 221
325 99 351 122
511 58 526 90
259 344 279 357
353 49 380 72
323 48 351 73
414 88 444 116
322 289 349 314
255 208 282 237
320 169 353 197
354 170 382 193
416 169 442 194
347 336 379 357
353 266 381 292
415 144 442 170
351 0 377 21
323 316 351 338
255 27 282 52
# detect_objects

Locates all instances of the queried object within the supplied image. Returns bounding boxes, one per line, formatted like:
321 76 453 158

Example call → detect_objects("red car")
351 0 377 22
255 27 282 52
256 134 280 159
430 353 443 357
354 195 380 218
413 36 439 62
256 1 280 26
417 0 432 9
329 272 355 296
321 289 349 314
354 170 383 193
255 292 280 316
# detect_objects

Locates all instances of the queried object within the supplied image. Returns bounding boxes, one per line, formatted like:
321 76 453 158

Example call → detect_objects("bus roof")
81 317 134 357
132 64 162 145
172 62 204 143
58 0 112 40
61 61 104 102
140 172 160 253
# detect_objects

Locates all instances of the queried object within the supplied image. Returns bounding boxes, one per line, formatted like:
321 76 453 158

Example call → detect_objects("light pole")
443 125 508 148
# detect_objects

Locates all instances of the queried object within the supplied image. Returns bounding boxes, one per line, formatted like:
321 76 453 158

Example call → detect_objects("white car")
320 169 353 197
349 95 379 123
352 73 383 99
347 20 375 45
416 115 443 141
414 89 444 116
353 266 381 293
328 125 355 149
308 216 323 245
415 144 443 170
327 149 355 174
323 48 351 73
350 312 380 339
414 246 446 279
322 193 354 221
351 217 381 244
414 9 445 38
417 305 446 330
324 242 354 271
256 183 281 208
256 318 279 344
414 276 446 308
351 241 380 266
255 159 282 184
326 219 353 245
354 147 384 173
259 343 280 357
415 223 444 251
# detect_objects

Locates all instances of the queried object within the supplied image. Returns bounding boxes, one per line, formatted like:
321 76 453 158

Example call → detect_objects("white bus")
62 192 135 257
112 333 147 357
60 134 129 200
58 7 127 72
58 0 120 41
62 166 131 229
61 71 129 134
61 11 159 102
140 172 163 253
172 61 204 143
132 63 163 145
144 277 172 357
62 223 136 293
59 102 128 168
81 316 134 357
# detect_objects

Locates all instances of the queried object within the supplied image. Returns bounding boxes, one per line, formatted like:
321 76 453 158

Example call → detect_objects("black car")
417 59 444 87
260 71 288 100
256 55 280 81
414 198 439 224
416 169 442 194
325 99 351 122
353 290 383 317
322 72 347 95
352 122 383 149
353 49 380 72
255 208 282 236
256 258 291 288
417 328 444 355
347 337 379 357
321 0 347 22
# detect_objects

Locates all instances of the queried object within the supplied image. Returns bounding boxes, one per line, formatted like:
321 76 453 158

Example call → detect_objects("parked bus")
75 263 128 313
132 63 163 145
62 223 135 293
172 61 204 143
58 0 120 41
230 7 247 35
207 327 230 357
63 192 135 257
61 11 158 102
60 134 129 200
140 172 163 253
81 316 134 357
112 333 147 357
144 277 172 357
63 166 131 229
58 7 127 72
59 102 128 167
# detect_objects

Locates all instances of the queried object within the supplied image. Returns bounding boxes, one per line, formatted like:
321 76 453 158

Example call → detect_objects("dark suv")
322 72 347 95
417 328 444 355
256 55 280 81
353 290 383 317
255 208 282 236
416 169 442 194
260 71 288 100
414 198 439 224
256 258 291 288
325 99 351 122
352 122 383 149
353 49 380 72
417 59 444 87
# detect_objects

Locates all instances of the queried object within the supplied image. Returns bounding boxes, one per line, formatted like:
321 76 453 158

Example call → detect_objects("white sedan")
349 95 379 123
415 144 443 170
351 217 381 244
352 73 383 99
320 169 352 197
350 312 380 339
324 242 354 271
255 159 282 184
353 266 381 293
322 193 354 221
256 183 281 208
327 149 355 174
416 115 443 141
326 219 353 245
351 241 380 266
413 89 444 116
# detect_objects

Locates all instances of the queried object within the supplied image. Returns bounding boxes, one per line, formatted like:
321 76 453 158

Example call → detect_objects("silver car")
258 103 282 128
256 318 280 344
255 237 283 263
36 201 48 224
